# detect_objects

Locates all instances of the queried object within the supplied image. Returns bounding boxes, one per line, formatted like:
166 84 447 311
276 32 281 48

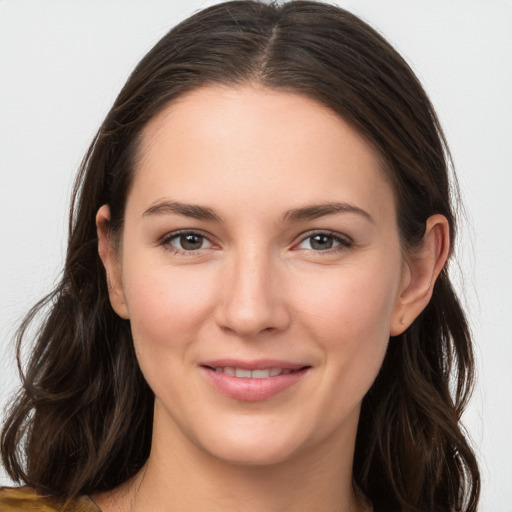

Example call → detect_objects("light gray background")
1 1 511 510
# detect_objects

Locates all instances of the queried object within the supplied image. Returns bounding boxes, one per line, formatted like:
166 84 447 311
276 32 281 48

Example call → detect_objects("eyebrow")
283 202 375 224
143 200 222 222
142 200 374 224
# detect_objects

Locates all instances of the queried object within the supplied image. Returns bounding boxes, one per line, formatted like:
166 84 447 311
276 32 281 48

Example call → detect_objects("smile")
210 367 297 378
201 362 310 401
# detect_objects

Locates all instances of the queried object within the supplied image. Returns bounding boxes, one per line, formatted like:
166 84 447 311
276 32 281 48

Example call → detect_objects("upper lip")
200 359 309 371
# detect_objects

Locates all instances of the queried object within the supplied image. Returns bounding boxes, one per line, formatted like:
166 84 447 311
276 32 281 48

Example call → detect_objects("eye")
296 231 352 252
163 231 214 253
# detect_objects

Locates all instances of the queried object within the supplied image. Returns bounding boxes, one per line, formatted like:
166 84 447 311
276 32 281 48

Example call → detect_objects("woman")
0 1 480 511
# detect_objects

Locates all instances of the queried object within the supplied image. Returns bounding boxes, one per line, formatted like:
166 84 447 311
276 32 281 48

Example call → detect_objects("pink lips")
200 359 310 402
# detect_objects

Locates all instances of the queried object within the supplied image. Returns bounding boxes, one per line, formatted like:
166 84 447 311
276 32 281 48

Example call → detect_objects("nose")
215 250 291 339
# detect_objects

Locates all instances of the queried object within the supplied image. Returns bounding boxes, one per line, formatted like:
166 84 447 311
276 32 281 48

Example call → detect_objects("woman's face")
103 86 410 466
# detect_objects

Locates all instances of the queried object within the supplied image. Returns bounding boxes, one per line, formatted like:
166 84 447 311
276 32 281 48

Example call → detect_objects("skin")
95 85 449 512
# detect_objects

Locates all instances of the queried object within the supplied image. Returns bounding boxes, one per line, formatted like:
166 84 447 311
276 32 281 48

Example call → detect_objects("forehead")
130 85 395 222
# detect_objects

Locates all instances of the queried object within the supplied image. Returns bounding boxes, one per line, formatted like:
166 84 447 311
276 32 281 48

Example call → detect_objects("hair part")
2 2 479 510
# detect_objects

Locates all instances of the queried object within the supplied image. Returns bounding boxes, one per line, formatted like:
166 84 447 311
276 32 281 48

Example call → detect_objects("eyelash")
160 230 215 255
295 230 353 253
159 229 352 255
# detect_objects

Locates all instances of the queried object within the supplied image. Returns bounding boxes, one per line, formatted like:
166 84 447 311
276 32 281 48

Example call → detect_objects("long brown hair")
2 2 480 510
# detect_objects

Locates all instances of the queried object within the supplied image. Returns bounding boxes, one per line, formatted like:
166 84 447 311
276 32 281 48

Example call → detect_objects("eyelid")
159 229 218 254
293 229 353 252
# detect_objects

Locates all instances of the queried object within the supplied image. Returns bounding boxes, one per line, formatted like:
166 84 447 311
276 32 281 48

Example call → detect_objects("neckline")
86 495 103 511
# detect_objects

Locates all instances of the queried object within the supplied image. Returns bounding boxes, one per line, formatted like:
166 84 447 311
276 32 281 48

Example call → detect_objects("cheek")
294 260 401 340
122 262 216 357
121 263 222 413
291 256 402 390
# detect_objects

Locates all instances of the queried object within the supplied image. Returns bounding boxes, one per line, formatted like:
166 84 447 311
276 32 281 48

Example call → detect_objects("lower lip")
201 367 309 402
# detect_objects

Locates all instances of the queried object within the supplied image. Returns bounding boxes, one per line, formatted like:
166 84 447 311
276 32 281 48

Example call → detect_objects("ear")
390 214 450 336
96 205 130 319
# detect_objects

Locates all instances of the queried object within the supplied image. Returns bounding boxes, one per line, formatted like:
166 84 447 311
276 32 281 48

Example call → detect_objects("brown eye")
310 234 334 250
297 232 352 252
166 232 213 252
180 234 204 250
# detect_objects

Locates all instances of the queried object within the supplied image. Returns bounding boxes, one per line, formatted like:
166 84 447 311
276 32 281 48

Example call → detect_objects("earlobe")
390 214 450 336
96 205 130 319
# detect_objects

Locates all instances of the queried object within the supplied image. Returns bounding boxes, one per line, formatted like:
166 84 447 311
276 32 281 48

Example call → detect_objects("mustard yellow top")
0 487 100 512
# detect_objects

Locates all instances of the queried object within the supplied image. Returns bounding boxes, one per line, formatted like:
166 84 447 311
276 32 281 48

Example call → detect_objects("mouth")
204 366 307 378
200 361 311 401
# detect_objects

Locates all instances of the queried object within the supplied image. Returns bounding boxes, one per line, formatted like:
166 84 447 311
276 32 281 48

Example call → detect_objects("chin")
208 438 302 467
191 415 319 468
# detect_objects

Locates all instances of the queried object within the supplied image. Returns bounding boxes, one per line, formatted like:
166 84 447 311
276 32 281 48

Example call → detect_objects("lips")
210 367 298 378
200 360 310 401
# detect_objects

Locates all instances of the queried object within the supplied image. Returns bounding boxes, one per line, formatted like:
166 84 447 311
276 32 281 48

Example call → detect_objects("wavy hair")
1 2 479 510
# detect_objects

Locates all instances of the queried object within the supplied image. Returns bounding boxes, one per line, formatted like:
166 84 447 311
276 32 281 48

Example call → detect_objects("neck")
93 403 369 512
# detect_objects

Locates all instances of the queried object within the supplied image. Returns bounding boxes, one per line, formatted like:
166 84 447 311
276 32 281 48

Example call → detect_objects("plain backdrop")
1 1 511 510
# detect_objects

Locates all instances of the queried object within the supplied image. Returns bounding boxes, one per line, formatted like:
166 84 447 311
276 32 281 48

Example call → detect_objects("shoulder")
0 487 100 512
